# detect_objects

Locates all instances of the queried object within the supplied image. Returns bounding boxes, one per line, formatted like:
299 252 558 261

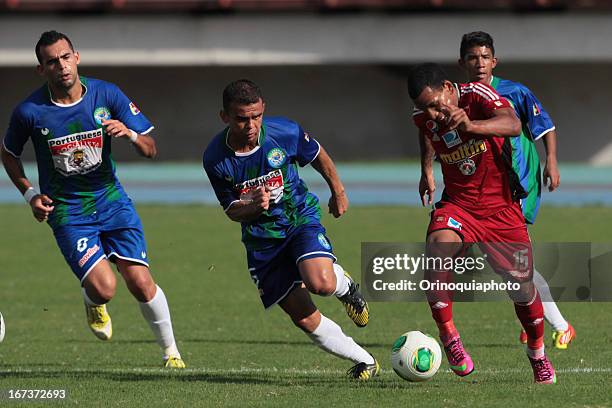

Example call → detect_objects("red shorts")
427 201 532 281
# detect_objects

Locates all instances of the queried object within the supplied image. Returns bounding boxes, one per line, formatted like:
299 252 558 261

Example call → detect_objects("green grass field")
0 205 611 407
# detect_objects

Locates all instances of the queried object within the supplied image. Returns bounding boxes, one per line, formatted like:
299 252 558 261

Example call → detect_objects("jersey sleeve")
2 105 32 158
517 87 555 141
203 158 239 211
295 125 321 166
106 83 154 135
470 83 512 116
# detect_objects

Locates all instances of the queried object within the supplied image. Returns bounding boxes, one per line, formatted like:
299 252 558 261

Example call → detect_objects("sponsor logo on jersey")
236 169 284 204
447 217 462 230
439 139 487 165
304 132 310 142
93 106 111 126
441 129 462 148
317 233 331 250
129 102 141 115
532 104 541 116
47 129 104 176
267 148 286 168
458 158 477 176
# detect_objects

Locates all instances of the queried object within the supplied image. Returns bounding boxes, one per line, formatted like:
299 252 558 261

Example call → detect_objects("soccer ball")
0 312 5 343
391 331 441 382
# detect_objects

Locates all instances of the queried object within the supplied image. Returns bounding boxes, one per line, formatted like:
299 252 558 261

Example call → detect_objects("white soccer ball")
391 330 442 382
0 312 5 343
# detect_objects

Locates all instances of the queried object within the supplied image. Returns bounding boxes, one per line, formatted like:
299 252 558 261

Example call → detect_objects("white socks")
332 263 350 297
306 314 374 364
533 268 569 332
138 285 181 358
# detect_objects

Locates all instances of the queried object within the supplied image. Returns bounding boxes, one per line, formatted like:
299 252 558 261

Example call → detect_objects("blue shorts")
246 223 336 309
52 200 149 283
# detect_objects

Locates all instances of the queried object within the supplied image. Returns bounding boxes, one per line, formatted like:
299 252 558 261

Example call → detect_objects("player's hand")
543 158 560 192
442 105 471 132
328 190 348 218
244 186 270 211
30 194 54 222
419 172 436 206
102 119 131 139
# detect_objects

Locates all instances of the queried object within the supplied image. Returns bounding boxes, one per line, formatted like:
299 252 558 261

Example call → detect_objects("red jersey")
413 82 516 218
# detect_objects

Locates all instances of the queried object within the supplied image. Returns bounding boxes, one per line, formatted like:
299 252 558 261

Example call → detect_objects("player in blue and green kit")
204 79 378 380
1 31 185 367
456 31 574 349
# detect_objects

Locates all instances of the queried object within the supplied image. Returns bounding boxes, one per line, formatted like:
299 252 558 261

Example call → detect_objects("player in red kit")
408 63 556 384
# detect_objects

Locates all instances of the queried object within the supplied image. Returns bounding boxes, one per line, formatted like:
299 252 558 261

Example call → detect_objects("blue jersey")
203 117 322 249
491 76 555 224
3 77 153 228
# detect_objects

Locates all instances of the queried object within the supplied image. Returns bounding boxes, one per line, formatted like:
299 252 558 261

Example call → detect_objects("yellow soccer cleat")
552 322 575 350
338 271 369 327
84 302 112 341
347 357 380 381
163 356 186 369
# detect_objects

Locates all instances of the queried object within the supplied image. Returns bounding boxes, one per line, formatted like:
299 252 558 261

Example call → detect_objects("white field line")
0 367 610 376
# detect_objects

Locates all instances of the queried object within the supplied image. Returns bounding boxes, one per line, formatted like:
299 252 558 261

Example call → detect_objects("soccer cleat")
84 302 112 341
519 329 528 344
552 323 575 350
347 357 380 380
163 356 186 369
529 355 556 384
443 337 474 377
338 271 369 327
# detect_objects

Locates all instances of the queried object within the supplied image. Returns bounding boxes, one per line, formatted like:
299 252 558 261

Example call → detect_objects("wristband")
23 187 38 204
129 129 139 143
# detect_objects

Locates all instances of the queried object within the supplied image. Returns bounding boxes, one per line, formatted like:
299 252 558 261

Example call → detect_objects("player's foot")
84 302 112 341
552 323 575 350
347 357 380 380
519 329 528 344
163 356 186 369
337 271 369 327
443 337 474 377
529 355 556 384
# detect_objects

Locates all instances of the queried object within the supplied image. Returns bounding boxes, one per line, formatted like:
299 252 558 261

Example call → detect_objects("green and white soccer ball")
391 330 442 382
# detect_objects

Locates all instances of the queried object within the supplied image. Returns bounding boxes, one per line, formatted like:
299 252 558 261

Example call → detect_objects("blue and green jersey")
491 76 555 224
203 117 322 249
3 76 154 228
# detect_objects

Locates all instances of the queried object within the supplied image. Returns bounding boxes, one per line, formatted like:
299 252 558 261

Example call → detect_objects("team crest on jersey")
129 102 141 115
267 148 286 168
93 107 111 126
317 233 331 250
441 130 461 148
458 158 476 176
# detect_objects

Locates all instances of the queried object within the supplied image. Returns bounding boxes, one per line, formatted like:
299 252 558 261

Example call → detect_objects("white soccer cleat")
84 303 112 341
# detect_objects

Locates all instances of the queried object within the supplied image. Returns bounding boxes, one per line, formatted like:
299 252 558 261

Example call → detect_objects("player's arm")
102 119 157 158
419 129 436 206
542 130 560 191
1 146 54 222
446 105 521 137
225 187 271 223
310 145 348 218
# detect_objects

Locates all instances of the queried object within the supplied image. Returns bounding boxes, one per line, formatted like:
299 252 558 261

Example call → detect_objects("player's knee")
427 231 462 258
304 275 335 296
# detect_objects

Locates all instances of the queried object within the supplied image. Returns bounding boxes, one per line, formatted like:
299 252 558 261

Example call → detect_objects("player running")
456 31 575 349
1 31 185 368
203 79 377 380
409 63 556 384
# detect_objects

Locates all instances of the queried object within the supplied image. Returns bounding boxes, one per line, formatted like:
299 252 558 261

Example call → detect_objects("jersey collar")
47 77 87 107
225 127 263 157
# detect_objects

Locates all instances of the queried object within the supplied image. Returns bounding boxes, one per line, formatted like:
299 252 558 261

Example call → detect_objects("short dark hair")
460 31 495 60
35 30 75 64
406 63 449 100
222 79 263 112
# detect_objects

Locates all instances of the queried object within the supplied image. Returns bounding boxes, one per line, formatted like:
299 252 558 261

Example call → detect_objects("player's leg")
532 269 575 349
425 227 474 377
52 224 115 341
290 224 368 327
278 284 379 380
114 259 184 368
